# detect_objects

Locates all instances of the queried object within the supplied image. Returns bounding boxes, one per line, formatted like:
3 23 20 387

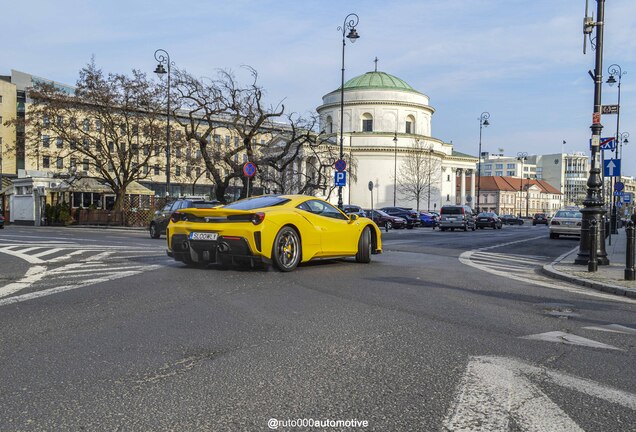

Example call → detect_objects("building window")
234 137 239 148
83 159 89 171
143 145 149 156
326 116 333 134
83 119 90 131
507 163 515 169
43 156 50 168
447 174 450 181
196 167 201 177
405 115 415 134
175 166 181 176
495 171 503 176
132 144 139 155
196 149 201 158
42 135 50 147
56 157 64 169
243 154 248 163
56 137 63 148
214 134 221 145
95 119 101 131
56 116 64 127
447 194 450 201
154 164 160 175
361 113 373 132
83 138 90 149
70 158 76 168
154 145 160 156
507 171 515 176
108 141 114 153
43 115 50 127
186 166 192 177
143 164 149 175
405 121 412 134
225 136 231 147
485 164 492 170
495 164 503 169
175 147 181 158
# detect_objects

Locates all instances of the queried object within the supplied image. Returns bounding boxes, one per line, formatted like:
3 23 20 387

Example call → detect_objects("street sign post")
589 137 616 151
243 162 257 198
335 159 347 172
334 171 346 187
603 159 621 177
601 104 619 114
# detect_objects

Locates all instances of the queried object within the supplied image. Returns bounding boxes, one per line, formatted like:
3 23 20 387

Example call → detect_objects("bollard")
626 221 635 281
589 219 598 272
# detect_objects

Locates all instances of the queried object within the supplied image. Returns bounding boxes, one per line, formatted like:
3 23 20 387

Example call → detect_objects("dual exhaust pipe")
182 240 229 253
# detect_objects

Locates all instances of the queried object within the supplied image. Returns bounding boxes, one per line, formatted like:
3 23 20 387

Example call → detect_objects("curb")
541 249 636 299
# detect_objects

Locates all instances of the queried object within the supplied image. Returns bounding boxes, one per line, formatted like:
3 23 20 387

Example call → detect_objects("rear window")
554 210 582 218
224 196 290 211
441 207 463 215
189 201 219 209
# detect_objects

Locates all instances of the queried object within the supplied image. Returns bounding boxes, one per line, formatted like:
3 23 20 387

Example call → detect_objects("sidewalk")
542 228 636 299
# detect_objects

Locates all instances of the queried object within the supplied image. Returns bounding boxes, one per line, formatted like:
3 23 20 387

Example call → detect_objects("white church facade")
316 70 478 211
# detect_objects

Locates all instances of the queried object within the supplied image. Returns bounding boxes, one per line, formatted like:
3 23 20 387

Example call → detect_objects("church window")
326 116 333 134
405 115 415 134
361 113 373 132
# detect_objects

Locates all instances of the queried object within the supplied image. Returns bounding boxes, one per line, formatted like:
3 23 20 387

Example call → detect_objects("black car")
476 212 502 229
365 209 407 230
500 214 524 225
532 213 548 226
379 207 420 229
150 199 220 238
0 214 4 229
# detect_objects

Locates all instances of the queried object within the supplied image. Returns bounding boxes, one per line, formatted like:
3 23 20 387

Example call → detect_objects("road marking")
520 331 621 350
0 265 47 298
443 355 636 431
459 238 636 304
583 324 636 335
0 266 161 307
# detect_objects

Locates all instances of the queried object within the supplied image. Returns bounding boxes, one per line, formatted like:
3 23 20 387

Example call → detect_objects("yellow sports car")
166 195 382 271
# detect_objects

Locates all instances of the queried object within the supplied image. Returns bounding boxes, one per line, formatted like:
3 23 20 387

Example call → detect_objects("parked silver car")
549 207 582 239
439 205 476 232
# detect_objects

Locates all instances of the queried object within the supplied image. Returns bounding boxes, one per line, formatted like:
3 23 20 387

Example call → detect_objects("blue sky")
3 0 636 175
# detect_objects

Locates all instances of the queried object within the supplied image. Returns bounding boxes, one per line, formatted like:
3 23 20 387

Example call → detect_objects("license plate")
189 232 218 241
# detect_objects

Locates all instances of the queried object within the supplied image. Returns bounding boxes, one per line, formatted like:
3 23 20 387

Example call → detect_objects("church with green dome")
316 69 478 211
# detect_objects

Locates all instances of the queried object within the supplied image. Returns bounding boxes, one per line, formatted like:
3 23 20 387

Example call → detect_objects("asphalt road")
0 224 634 431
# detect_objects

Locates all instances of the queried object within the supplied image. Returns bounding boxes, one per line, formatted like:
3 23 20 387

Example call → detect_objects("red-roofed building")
457 176 562 217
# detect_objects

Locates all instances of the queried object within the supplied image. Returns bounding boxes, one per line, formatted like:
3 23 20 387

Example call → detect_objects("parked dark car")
150 199 220 238
379 207 420 229
342 205 367 218
365 209 407 230
532 213 548 226
419 212 437 228
500 214 524 225
476 212 502 229
0 214 4 229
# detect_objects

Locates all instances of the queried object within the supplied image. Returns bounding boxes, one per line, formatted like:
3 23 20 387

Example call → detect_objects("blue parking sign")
334 171 346 187
625 193 633 204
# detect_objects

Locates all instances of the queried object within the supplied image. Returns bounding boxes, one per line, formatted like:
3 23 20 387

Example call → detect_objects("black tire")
355 226 372 263
479 226 484 229
385 221 392 230
519 220 524 225
149 223 160 239
471 224 476 231
406 225 414 230
550 232 559 239
451 228 455 232
441 227 447 232
272 226 301 272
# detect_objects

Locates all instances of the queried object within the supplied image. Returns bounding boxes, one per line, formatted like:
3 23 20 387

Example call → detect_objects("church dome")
342 71 419 93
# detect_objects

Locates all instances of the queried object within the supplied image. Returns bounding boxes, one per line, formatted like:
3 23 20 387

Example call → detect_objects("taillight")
251 212 265 225
551 220 560 225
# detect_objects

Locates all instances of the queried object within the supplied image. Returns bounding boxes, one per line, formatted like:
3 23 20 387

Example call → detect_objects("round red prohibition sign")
243 161 257 178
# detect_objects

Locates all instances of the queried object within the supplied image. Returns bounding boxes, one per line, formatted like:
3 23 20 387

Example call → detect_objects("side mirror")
349 214 359 223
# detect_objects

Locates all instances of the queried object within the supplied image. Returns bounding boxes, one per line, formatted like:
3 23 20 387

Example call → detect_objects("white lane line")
459 238 636 304
0 266 161 307
0 246 45 264
443 355 636 431
47 265 147 275
0 265 47 299
520 331 621 351
583 324 636 335
31 248 65 258
47 250 87 262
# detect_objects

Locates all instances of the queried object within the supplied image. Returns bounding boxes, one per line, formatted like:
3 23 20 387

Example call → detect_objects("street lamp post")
393 132 398 206
476 112 490 213
337 13 360 210
154 49 174 198
576 0 608 266
517 152 527 217
607 64 625 234
427 145 433 212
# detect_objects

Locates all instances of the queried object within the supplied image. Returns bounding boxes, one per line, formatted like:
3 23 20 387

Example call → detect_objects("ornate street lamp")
516 152 528 217
606 64 626 234
154 49 174 197
337 13 359 210
393 132 398 206
576 0 608 266
476 112 490 213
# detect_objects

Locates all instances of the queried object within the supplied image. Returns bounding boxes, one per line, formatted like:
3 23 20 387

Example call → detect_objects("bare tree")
397 139 440 211
171 67 340 202
16 60 165 210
